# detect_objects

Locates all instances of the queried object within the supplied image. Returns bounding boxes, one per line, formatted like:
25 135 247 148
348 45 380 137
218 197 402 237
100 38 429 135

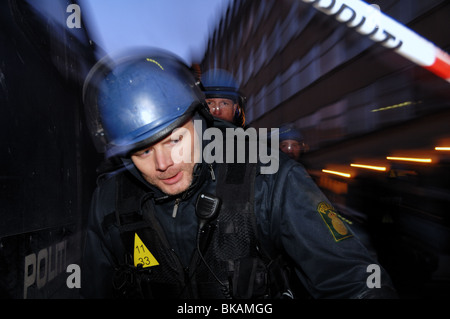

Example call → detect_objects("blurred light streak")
386 156 432 163
435 147 450 151
350 163 387 171
371 101 413 112
322 169 351 178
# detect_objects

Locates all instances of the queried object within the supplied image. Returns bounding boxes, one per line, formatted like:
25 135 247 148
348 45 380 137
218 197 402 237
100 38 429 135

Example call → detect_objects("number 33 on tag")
133 233 159 268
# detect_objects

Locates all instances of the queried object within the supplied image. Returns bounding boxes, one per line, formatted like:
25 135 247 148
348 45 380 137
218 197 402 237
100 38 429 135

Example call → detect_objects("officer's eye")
171 135 183 144
134 147 153 157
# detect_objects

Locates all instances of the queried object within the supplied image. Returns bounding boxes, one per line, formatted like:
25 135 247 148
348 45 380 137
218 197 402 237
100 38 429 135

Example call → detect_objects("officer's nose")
154 148 173 172
210 106 220 115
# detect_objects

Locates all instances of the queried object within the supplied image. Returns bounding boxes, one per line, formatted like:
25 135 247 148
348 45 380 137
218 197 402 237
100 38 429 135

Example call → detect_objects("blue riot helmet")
274 123 308 161
83 49 210 158
201 69 246 127
278 123 304 143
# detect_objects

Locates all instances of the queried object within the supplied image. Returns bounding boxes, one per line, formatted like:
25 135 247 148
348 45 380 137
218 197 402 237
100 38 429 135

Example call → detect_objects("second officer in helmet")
201 68 247 128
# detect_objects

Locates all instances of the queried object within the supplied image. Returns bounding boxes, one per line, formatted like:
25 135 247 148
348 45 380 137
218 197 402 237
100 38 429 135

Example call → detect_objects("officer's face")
280 139 301 161
206 98 237 123
131 120 200 196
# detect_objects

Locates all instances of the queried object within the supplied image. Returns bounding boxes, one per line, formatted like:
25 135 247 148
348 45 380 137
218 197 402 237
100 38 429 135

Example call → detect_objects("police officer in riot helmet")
81 48 397 299
201 68 246 128
278 123 308 162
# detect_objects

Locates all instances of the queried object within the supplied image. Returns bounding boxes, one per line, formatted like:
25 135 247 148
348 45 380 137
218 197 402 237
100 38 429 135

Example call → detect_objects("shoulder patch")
317 202 353 242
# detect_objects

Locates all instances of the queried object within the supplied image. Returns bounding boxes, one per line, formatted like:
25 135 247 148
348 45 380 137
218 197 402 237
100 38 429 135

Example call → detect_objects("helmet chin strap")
233 105 245 127
196 102 214 128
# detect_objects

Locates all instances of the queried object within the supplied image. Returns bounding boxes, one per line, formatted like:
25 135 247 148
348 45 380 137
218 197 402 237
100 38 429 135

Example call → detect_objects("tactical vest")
107 162 294 299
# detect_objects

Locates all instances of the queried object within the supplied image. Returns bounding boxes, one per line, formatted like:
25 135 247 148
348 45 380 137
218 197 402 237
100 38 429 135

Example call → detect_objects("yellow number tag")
133 233 159 268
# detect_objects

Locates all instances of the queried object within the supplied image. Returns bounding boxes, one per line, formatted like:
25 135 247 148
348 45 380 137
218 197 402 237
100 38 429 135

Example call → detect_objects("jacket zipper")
209 164 216 181
172 198 181 218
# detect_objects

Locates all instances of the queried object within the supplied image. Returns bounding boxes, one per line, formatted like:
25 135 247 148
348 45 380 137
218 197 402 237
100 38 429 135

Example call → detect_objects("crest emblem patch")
317 202 353 242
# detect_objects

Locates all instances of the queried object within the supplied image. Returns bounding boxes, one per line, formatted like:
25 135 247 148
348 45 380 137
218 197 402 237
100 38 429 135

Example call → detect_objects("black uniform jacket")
81 149 397 299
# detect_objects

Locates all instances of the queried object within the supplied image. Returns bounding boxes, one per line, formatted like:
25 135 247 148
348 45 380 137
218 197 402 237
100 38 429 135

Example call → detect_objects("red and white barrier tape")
302 0 450 82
